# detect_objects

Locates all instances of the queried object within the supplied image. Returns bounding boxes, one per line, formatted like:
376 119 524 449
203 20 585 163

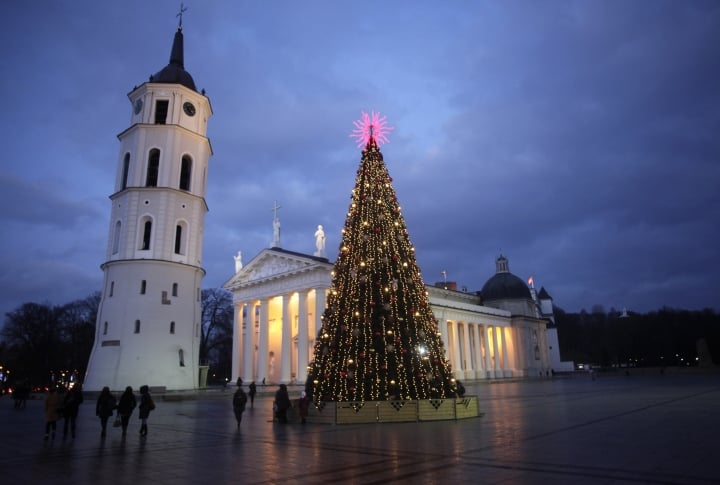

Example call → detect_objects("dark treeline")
555 306 720 368
2 292 718 387
0 289 233 388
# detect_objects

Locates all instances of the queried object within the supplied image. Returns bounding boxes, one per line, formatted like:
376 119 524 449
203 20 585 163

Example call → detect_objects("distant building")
84 22 212 391
225 248 573 385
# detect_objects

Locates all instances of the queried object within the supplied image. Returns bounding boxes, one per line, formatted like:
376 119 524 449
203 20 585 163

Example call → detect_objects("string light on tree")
309 112 456 404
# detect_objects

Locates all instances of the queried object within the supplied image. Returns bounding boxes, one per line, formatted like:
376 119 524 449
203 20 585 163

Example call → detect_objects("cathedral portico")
224 248 332 385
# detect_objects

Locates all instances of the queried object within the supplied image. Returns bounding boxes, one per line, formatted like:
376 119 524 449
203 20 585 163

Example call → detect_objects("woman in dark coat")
62 384 84 439
95 386 116 438
274 384 291 423
116 386 137 436
138 385 155 436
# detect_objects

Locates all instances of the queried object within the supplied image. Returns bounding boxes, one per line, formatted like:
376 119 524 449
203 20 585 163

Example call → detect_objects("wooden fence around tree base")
287 396 481 424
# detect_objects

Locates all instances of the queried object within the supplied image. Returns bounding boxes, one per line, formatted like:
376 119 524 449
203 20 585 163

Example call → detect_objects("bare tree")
200 288 233 381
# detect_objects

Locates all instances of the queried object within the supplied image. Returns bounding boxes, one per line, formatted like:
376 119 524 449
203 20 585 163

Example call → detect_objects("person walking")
116 386 137 436
232 378 248 429
43 386 62 440
248 381 257 409
96 387 116 438
138 385 155 437
62 384 84 439
298 391 310 424
274 384 291 423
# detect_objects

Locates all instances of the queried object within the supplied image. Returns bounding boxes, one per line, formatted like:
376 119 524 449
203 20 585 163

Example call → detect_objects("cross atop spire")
177 3 188 30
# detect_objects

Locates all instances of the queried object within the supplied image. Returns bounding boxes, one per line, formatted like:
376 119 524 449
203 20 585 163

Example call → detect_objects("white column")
231 301 242 384
242 303 254 382
513 327 525 375
483 325 492 379
280 293 292 384
471 323 483 376
500 325 510 377
462 322 472 377
257 298 269 385
492 325 501 378
448 321 461 378
297 289 309 384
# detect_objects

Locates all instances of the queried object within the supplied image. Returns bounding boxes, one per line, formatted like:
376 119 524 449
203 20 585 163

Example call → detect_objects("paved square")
1 374 718 484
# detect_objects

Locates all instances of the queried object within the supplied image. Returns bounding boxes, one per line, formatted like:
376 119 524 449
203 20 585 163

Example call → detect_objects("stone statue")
270 200 282 248
234 251 243 273
272 218 281 247
314 225 326 257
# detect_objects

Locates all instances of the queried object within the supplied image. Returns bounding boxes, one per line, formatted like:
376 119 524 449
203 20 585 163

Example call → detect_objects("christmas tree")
309 112 457 404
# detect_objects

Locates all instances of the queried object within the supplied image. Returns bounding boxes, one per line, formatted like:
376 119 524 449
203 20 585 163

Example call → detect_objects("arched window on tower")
178 349 185 367
179 155 192 191
146 149 160 187
140 218 152 250
174 224 184 254
172 283 178 297
134 320 141 333
122 153 130 190
112 220 121 254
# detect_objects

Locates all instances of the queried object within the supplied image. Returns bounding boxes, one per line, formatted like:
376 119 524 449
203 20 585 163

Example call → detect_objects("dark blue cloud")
1 0 718 319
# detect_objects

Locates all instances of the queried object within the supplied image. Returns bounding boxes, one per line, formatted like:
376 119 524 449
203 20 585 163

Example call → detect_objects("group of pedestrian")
42 384 154 441
234 380 309 427
97 385 155 438
43 384 84 441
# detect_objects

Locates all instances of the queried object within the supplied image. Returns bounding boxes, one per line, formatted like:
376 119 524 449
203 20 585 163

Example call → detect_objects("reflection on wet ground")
1 374 718 484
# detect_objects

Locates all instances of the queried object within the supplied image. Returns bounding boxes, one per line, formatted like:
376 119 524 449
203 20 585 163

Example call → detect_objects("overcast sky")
1 0 718 320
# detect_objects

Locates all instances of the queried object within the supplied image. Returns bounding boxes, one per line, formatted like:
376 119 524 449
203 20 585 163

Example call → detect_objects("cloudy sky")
1 0 718 320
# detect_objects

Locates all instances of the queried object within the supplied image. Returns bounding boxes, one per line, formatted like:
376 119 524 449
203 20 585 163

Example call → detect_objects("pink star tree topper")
350 111 394 148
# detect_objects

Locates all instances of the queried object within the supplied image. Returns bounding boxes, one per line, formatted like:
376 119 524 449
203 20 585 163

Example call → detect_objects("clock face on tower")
133 98 143 115
183 102 196 117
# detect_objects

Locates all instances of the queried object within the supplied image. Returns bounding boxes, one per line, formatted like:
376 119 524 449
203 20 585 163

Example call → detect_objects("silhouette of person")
44 386 62 440
274 384 291 423
248 381 257 408
232 378 248 429
62 384 84 439
95 386 116 438
138 385 155 437
117 386 137 436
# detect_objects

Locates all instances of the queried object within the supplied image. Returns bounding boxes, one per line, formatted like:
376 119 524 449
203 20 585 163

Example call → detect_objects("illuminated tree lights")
309 119 456 404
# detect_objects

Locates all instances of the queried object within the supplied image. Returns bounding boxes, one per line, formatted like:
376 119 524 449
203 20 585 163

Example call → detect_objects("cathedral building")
84 20 212 391
225 233 572 386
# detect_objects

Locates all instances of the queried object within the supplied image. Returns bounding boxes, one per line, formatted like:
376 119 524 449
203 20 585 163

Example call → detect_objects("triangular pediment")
224 248 332 290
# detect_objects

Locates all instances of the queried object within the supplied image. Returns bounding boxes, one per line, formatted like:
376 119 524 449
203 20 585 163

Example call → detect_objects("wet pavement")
1 374 718 484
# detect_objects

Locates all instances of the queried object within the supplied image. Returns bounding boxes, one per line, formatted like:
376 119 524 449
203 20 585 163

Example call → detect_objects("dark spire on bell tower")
149 4 197 91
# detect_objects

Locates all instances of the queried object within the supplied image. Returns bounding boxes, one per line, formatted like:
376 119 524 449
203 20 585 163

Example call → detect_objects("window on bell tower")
146 149 160 187
112 221 121 254
140 217 153 250
122 153 130 190
180 155 192 191
174 222 187 255
154 100 169 124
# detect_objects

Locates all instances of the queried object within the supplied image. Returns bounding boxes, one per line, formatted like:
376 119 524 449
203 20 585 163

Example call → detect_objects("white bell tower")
84 19 212 391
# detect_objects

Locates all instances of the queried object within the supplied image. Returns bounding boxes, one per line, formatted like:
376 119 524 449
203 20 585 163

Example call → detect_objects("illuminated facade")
225 249 568 385
84 23 212 391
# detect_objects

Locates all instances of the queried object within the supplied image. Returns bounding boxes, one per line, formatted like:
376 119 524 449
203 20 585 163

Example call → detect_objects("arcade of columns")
230 273 550 386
